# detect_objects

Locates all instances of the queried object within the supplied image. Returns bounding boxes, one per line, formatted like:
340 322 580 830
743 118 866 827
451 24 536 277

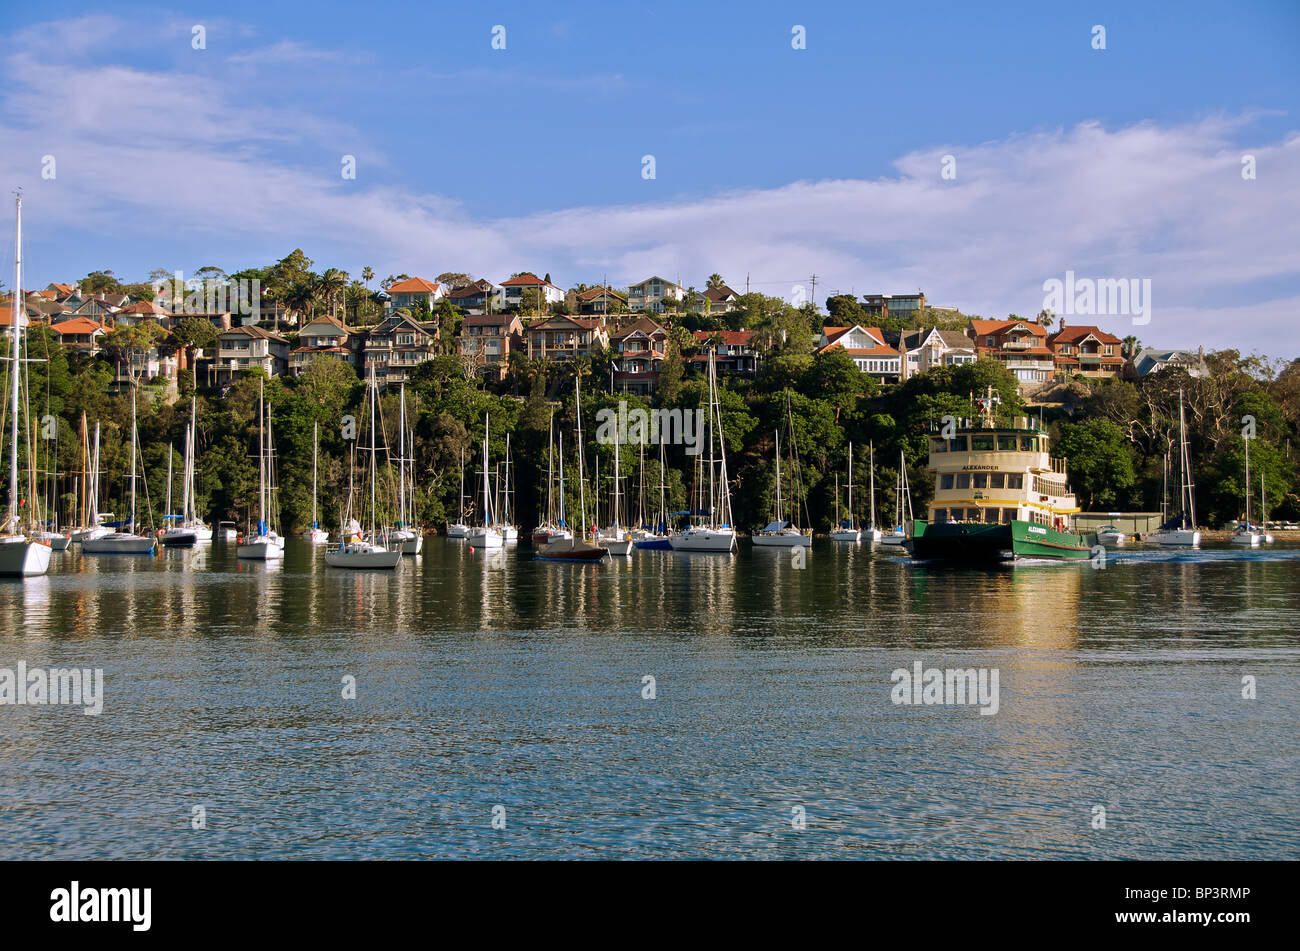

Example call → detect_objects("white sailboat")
752 424 812 547
381 386 423 553
303 421 329 543
83 388 155 555
447 446 470 538
467 412 504 549
598 432 633 556
159 439 195 546
669 352 737 553
490 433 518 542
237 379 284 560
69 420 111 544
32 380 70 551
1231 428 1262 546
532 415 570 544
325 369 401 568
1147 389 1200 547
879 450 912 546
830 441 862 542
0 191 52 576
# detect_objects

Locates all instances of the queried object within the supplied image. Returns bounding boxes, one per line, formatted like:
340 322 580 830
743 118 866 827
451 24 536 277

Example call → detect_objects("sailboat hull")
600 532 633 555
35 532 72 551
446 524 470 539
325 544 401 568
83 533 155 554
161 529 197 548
535 537 609 561
829 529 861 542
669 528 737 552
752 531 812 547
1230 532 1261 547
237 535 284 560
468 528 504 549
1147 529 1200 547
0 537 53 576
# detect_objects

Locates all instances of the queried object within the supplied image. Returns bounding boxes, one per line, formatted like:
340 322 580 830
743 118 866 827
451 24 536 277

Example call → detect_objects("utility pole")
745 273 750 294
809 274 818 311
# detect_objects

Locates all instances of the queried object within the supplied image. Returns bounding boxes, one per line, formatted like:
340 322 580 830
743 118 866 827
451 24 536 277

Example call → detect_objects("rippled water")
2 537 1298 859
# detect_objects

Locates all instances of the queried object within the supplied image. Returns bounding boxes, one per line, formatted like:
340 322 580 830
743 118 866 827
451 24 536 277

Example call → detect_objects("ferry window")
1007 474 1024 489
984 508 999 523
1019 436 1034 450
940 474 954 490
972 474 987 489
971 435 995 452
934 509 948 523
998 435 1017 451
931 438 947 453
966 509 981 521
990 473 1006 489
951 435 968 451
1001 508 1015 523
955 474 970 490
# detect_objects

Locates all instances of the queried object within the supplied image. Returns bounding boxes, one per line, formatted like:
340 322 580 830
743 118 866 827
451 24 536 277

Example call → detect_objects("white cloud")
1 16 1296 355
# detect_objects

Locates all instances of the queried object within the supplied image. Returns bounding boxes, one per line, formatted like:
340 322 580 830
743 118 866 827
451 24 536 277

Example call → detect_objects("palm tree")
318 268 347 321
707 273 725 290
361 266 374 291
1122 335 1141 360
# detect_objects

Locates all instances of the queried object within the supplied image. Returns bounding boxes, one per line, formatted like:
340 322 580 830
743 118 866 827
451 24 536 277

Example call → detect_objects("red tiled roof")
1048 324 1123 346
500 272 557 288
577 285 627 302
819 325 895 354
704 285 738 301
120 300 169 315
50 317 105 335
388 277 442 294
969 318 1048 338
463 313 517 327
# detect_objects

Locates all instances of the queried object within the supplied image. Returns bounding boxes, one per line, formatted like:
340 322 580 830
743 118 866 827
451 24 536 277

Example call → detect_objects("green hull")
906 520 1097 562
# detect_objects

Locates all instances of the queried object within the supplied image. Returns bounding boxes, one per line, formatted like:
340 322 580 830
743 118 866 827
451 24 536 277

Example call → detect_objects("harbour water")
2 538 1298 859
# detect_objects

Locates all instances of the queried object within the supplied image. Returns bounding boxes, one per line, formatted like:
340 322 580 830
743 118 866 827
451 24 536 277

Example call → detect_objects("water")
2 538 1298 859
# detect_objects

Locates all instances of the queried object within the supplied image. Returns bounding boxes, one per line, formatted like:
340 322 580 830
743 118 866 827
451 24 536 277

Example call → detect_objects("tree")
169 317 219 374
707 273 725 290
436 272 473 288
318 268 347 320
656 340 685 405
80 270 124 295
101 321 167 387
361 266 374 290
1054 419 1136 509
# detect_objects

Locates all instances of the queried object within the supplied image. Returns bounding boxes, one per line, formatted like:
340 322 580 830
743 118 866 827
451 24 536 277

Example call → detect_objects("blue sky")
1 1 1297 352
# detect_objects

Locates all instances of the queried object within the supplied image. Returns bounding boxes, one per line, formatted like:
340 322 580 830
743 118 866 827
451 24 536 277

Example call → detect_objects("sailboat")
1147 389 1200 547
830 441 862 542
69 420 111 543
490 433 519 542
31 370 71 552
0 191 52 576
633 437 671 549
382 386 423 553
83 388 155 554
669 352 737 552
236 379 285 560
532 415 570 544
325 368 401 568
598 435 633 556
879 450 912 546
447 446 470 538
303 421 329 543
162 399 211 546
180 399 211 541
537 374 608 561
1231 430 1262 546
467 413 504 549
159 440 193 547
753 424 812 547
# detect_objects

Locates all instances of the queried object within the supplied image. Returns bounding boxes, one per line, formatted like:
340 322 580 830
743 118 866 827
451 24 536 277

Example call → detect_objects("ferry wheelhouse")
906 399 1097 562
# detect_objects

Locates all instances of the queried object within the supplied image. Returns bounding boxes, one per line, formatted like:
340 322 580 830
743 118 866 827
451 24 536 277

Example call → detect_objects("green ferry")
905 394 1098 562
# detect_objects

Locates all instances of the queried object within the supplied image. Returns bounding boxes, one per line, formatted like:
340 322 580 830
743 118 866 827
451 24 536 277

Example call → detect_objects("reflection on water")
1 537 1298 859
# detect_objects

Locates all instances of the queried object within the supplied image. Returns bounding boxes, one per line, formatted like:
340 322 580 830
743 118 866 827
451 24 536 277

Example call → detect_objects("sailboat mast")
369 371 378 537
7 193 23 533
482 413 491 528
869 441 876 529
129 389 138 532
847 442 854 528
398 385 406 528
257 379 266 531
312 421 319 528
575 376 587 538
774 429 782 522
558 432 566 526
612 434 621 531
1243 430 1251 525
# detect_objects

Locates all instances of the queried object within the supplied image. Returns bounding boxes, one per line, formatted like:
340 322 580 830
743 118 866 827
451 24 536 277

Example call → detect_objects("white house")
817 325 902 383
628 276 685 313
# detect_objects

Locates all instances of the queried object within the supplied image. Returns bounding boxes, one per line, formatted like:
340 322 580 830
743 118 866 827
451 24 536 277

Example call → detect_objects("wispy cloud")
1 14 1296 354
